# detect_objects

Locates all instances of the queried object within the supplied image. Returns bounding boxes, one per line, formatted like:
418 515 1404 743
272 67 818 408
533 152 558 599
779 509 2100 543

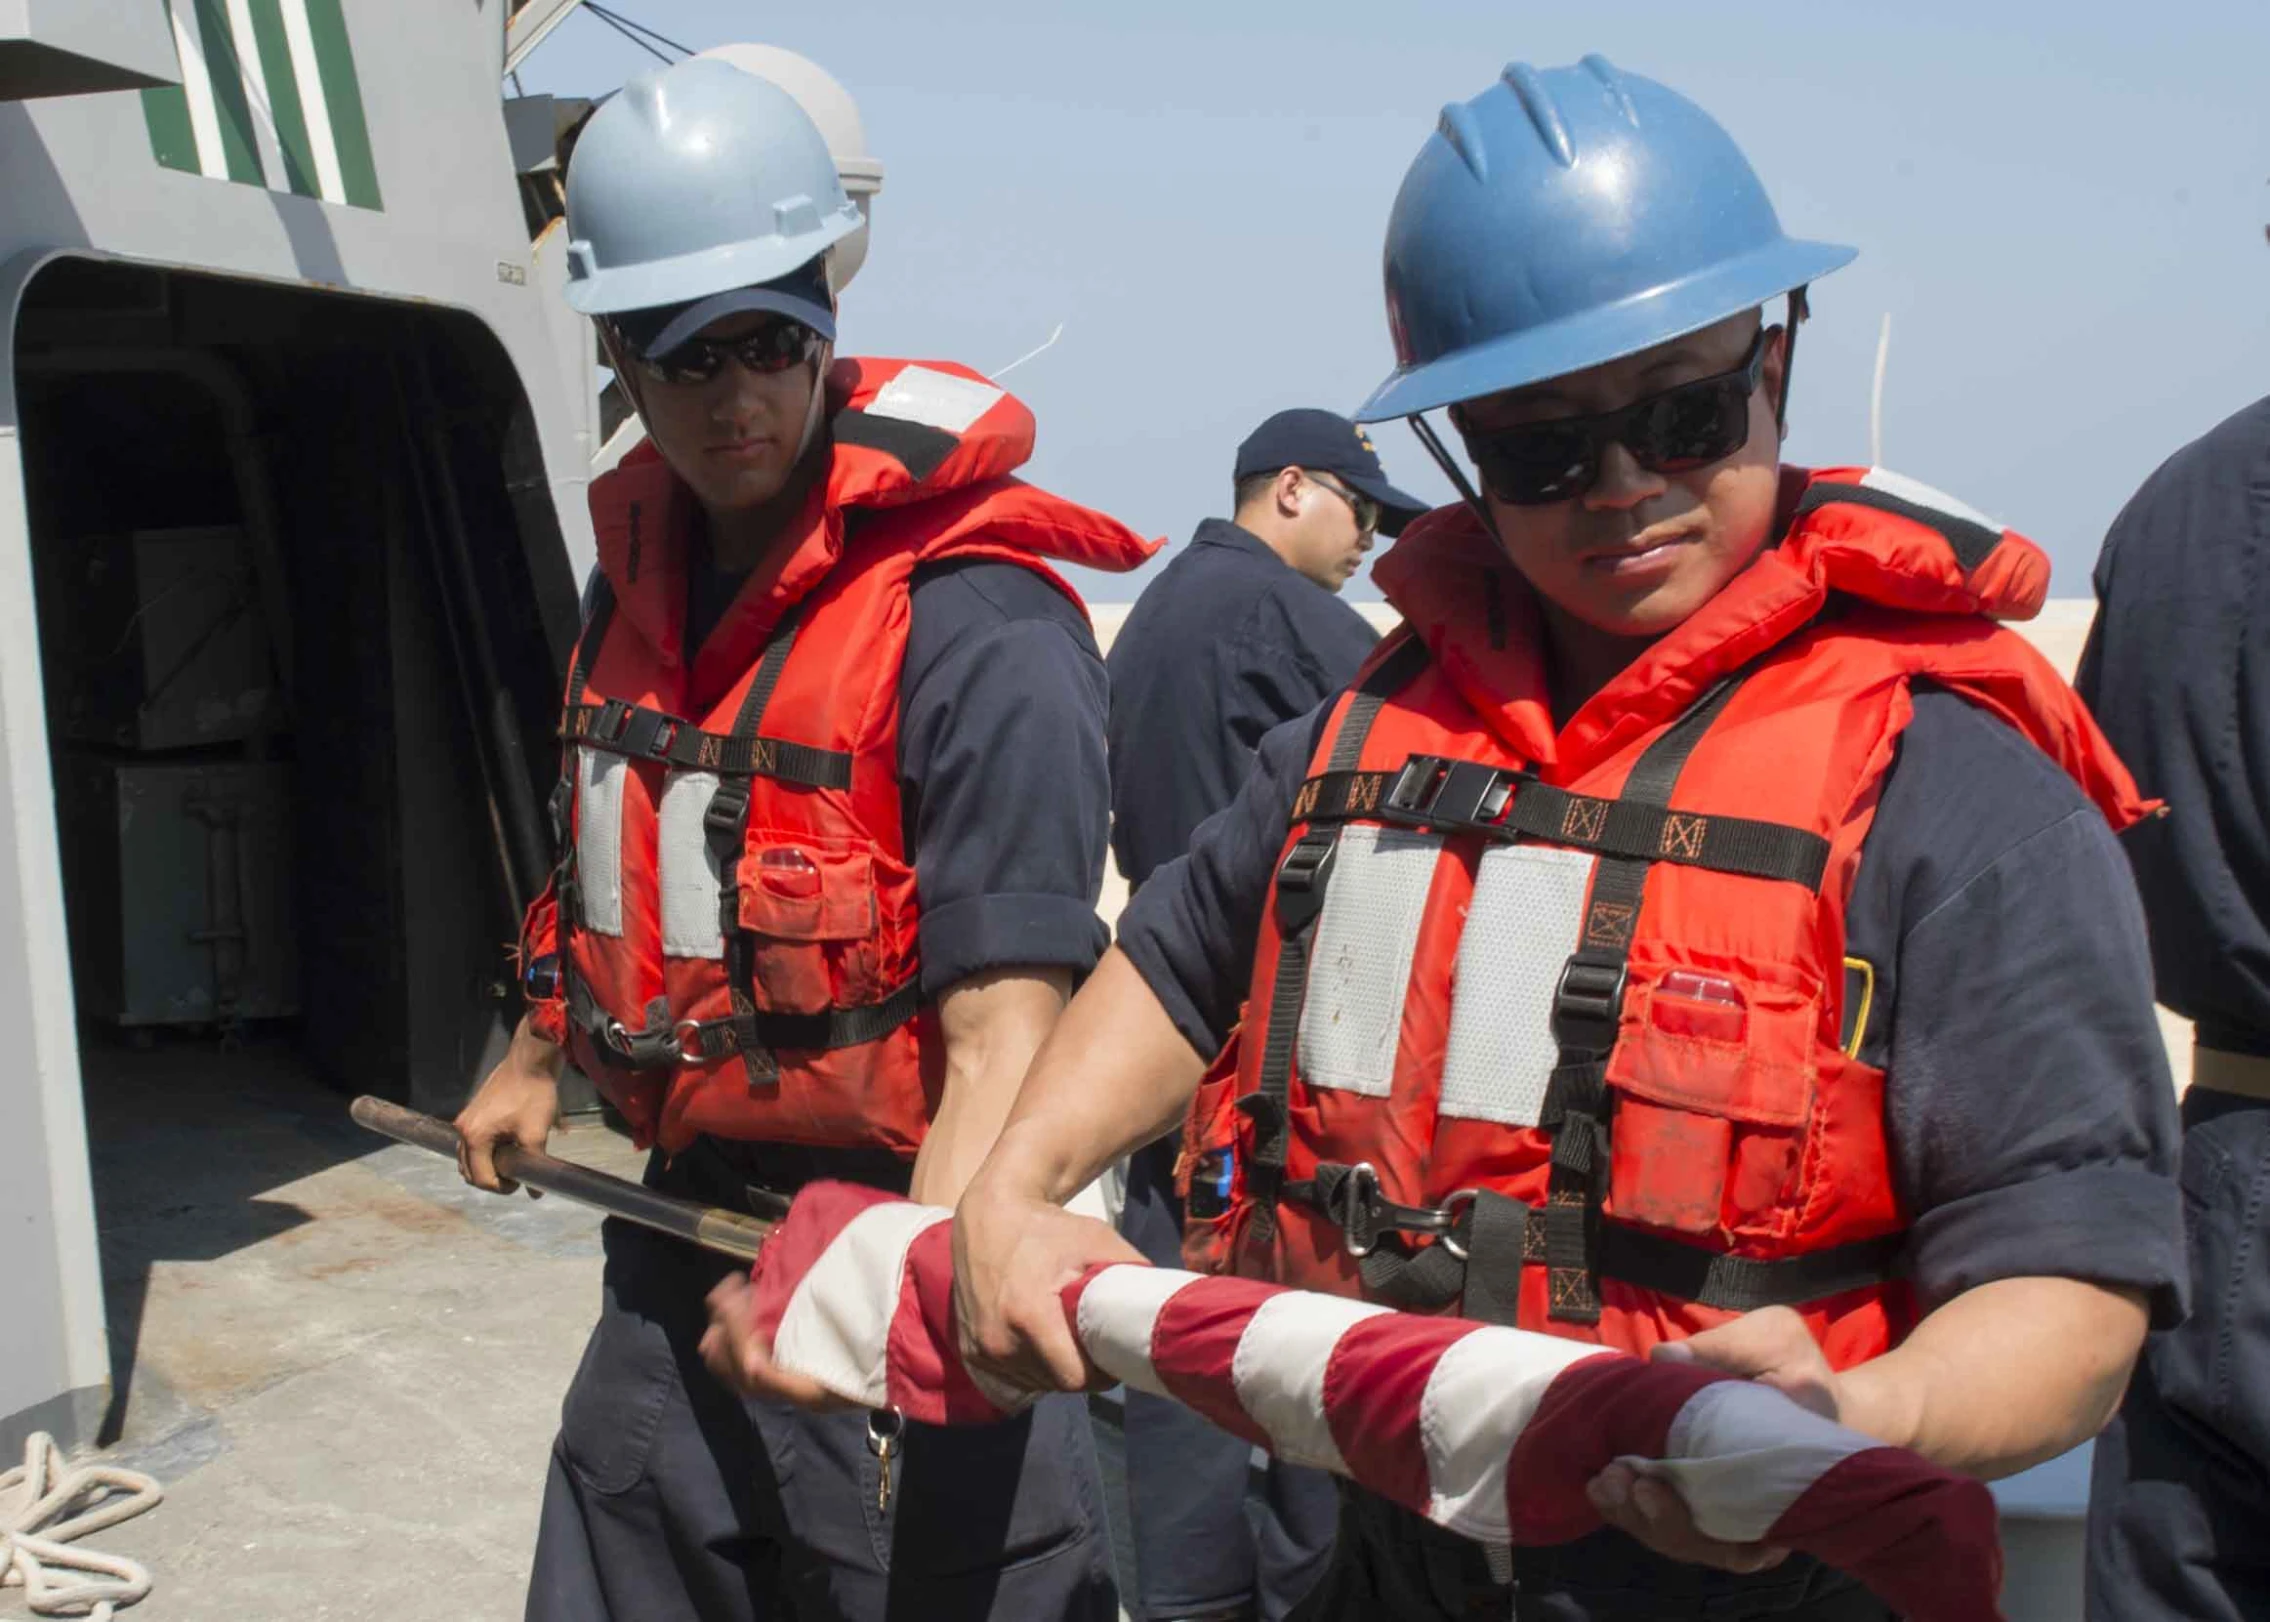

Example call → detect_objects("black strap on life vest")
559 701 855 790
707 603 806 1090
566 974 922 1072
1530 672 1752 1322
1289 761 1831 890
832 407 960 486
697 604 918 1089
1283 1166 1900 1320
566 578 614 711
551 592 920 1088
1242 637 1431 1239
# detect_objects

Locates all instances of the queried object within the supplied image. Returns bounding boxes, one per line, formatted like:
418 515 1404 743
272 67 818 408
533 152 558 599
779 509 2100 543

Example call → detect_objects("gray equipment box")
41 526 283 752
57 757 301 1026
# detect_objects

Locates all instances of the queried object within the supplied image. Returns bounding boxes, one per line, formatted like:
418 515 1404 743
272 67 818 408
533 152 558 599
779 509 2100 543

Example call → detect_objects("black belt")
665 1135 914 1215
1285 1164 1902 1319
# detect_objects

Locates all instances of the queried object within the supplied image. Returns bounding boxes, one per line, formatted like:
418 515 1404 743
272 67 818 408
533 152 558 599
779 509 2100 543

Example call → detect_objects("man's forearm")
911 967 1074 1209
980 947 1210 1206
510 1011 568 1077
1837 1275 2149 1479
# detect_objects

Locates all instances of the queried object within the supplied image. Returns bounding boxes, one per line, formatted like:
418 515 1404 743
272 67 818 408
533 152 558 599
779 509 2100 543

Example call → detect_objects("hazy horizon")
520 2 2269 604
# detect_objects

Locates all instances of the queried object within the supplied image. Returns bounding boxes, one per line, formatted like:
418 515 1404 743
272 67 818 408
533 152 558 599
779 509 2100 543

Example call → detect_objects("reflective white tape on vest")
1859 467 2002 534
1438 843 1597 1126
868 366 1004 434
576 748 626 939
1296 825 1442 1097
657 771 727 961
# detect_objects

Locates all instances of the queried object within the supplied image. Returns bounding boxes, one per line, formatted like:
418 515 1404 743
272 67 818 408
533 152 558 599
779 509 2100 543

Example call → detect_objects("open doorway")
13 257 580 1443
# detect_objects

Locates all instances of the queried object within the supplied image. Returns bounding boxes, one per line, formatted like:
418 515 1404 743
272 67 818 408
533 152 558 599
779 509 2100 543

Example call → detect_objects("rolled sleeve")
917 891 1110 994
900 563 1112 995
1116 709 1320 1058
1885 807 2187 1326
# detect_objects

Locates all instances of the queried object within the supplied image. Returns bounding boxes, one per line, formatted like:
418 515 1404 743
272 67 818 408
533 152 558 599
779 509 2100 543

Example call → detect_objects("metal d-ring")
1438 1189 1483 1261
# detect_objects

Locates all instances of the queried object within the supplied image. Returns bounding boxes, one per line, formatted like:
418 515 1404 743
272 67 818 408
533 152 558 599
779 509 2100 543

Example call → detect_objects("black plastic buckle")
1273 831 1338 935
1387 755 1451 815
1384 755 1521 833
546 777 574 845
1551 958 1628 1055
617 707 681 761
703 782 752 835
592 698 635 745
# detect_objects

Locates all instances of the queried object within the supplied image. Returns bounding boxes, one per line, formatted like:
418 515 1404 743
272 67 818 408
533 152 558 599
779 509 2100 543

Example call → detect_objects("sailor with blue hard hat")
1364 57 1851 420
1359 53 1852 547
949 54 2183 1622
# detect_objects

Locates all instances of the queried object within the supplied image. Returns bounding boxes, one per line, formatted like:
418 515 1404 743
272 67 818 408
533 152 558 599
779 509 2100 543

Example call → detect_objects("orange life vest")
525 358 1155 1155
1177 468 2150 1369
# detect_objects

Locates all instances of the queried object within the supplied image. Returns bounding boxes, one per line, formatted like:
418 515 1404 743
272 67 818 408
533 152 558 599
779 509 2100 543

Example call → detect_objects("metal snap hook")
1336 1161 1384 1257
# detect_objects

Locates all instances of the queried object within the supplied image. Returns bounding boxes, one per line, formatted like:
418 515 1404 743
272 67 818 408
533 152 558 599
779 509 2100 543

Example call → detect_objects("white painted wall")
0 262 110 1448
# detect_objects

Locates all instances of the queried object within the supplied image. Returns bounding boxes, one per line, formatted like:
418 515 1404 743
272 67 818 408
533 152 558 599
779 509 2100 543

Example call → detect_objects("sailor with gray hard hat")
454 54 1149 1622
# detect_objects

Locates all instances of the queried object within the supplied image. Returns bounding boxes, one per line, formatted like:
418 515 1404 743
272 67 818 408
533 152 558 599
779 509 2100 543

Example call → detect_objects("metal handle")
348 1096 775 1263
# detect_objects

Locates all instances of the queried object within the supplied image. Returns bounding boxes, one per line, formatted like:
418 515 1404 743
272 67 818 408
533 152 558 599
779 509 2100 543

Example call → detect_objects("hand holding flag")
742 1180 2005 1622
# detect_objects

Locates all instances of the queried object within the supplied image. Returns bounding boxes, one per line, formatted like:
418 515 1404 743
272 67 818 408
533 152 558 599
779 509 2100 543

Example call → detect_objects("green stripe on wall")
191 0 263 185
141 83 203 176
300 0 381 210
246 0 319 198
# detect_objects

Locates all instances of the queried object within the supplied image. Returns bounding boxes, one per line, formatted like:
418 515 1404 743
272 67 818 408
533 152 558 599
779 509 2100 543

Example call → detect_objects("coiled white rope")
0 1433 161 1619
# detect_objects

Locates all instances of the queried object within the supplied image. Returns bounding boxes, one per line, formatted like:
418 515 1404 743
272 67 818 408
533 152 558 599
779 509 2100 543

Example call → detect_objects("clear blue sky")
521 1 2270 602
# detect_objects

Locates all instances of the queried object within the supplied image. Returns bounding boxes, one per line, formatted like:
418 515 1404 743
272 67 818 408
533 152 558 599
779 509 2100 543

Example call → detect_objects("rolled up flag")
746 1181 2003 1621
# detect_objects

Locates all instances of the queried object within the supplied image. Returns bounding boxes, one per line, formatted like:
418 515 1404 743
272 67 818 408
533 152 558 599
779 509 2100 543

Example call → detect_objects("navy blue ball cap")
1235 408 1429 535
607 255 835 359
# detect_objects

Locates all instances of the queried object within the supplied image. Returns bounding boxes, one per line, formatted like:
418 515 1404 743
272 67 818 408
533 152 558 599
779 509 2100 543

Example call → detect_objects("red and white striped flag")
747 1181 2003 1621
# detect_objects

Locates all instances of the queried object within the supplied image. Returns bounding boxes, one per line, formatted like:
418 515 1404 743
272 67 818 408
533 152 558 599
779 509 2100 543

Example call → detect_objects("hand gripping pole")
349 1097 775 1263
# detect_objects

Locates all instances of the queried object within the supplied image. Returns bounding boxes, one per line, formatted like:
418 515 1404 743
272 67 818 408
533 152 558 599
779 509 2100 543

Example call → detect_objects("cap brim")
637 287 836 357
1340 470 1431 537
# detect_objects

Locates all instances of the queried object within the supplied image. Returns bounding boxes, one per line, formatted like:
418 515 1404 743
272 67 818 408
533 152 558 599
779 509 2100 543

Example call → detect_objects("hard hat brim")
1355 237 1856 423
630 285 837 356
565 205 862 318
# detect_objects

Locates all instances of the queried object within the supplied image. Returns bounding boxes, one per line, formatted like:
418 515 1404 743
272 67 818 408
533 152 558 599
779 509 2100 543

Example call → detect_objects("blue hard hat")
1355 56 1855 423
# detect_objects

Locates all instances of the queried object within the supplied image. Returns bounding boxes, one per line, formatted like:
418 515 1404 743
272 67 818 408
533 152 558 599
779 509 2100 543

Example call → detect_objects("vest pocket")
1604 967 1820 1237
1177 1031 1248 1275
735 836 898 1013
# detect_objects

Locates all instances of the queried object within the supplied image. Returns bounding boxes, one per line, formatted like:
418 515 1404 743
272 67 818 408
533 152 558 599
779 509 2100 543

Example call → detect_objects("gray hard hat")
563 57 863 332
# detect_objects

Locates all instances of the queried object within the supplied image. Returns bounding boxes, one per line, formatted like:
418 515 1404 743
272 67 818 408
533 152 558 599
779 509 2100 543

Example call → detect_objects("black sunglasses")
1307 471 1381 536
1457 329 1770 507
614 319 822 388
